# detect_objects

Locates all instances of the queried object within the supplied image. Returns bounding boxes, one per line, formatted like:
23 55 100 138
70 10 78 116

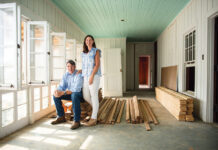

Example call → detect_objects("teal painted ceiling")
52 0 190 42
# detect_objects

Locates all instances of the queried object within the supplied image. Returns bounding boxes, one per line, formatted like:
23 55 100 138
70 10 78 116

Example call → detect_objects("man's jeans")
53 92 84 122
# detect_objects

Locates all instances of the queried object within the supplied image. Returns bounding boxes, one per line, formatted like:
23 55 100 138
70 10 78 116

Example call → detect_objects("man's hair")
66 60 75 66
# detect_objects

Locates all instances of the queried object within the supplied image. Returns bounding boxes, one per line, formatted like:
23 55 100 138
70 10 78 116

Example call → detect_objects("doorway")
214 16 218 122
139 56 150 89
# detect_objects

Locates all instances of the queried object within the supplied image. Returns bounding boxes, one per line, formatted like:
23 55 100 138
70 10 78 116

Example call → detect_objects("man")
51 60 83 130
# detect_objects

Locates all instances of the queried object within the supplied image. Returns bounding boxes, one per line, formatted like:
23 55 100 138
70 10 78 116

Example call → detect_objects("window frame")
0 3 21 90
66 39 76 62
27 21 50 85
50 32 66 81
183 29 196 95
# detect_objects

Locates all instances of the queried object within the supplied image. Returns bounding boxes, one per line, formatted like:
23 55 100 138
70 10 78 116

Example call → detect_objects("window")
0 3 20 89
27 21 50 85
2 92 14 127
184 30 196 93
17 90 27 120
51 32 66 81
76 43 83 69
66 39 76 62
21 17 29 86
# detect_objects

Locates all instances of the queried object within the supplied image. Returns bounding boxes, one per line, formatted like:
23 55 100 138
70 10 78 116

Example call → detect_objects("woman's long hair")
83 35 96 53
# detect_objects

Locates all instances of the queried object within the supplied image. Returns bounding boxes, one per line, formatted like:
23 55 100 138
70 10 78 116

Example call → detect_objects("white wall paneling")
0 0 86 42
157 0 218 122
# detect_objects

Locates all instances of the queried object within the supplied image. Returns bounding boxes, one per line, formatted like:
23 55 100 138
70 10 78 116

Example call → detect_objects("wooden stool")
61 100 73 120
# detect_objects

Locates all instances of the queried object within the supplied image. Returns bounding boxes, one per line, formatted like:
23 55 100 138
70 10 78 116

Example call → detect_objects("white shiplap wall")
95 38 127 92
157 0 218 122
1 0 86 42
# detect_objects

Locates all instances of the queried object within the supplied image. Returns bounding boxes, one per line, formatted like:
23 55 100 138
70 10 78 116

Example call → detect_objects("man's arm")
54 74 67 97
69 73 83 93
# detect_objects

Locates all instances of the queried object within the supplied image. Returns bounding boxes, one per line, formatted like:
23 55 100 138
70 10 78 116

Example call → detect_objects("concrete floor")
0 90 218 150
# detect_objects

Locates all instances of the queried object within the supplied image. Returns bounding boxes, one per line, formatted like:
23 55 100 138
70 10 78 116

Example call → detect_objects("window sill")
181 90 196 98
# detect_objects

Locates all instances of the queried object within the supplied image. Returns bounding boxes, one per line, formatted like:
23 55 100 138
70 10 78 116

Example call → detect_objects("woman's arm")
89 50 100 84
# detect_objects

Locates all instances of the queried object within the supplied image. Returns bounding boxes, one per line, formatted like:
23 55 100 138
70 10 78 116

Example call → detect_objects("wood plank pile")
126 96 159 131
97 98 125 124
155 86 194 121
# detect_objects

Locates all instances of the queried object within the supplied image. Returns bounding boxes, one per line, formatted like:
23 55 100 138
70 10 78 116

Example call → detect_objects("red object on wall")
139 57 149 85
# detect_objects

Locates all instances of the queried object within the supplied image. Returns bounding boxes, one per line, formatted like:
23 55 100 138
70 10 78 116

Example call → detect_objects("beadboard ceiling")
52 0 189 42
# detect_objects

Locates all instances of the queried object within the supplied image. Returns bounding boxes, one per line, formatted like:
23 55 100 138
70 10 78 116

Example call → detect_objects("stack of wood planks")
97 98 125 124
155 86 194 121
126 96 159 131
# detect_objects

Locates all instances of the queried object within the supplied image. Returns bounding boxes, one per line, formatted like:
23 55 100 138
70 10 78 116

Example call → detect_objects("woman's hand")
77 69 82 74
89 75 94 85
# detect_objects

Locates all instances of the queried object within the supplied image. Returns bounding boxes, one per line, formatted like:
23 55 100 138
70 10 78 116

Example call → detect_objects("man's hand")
65 90 72 95
54 90 64 98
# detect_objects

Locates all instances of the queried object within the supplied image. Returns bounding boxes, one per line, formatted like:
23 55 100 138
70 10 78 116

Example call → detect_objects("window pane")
193 46 195 60
0 6 17 88
53 57 65 68
21 21 27 85
2 92 14 110
30 68 46 81
193 31 196 45
17 90 27 105
52 46 65 56
42 97 48 109
42 86 48 97
185 35 188 48
2 47 15 66
34 100 40 112
18 104 27 120
185 49 188 62
53 69 65 80
189 47 192 61
3 67 14 84
2 108 14 127
30 39 45 53
66 40 74 60
0 7 16 46
52 35 65 46
189 33 192 47
34 88 40 100
30 25 44 38
30 54 46 68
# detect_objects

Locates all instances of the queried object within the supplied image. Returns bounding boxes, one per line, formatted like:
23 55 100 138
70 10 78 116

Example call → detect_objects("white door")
103 48 122 97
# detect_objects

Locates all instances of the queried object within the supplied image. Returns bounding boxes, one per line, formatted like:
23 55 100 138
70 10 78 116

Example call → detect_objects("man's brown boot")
83 119 97 127
51 116 66 125
70 121 80 130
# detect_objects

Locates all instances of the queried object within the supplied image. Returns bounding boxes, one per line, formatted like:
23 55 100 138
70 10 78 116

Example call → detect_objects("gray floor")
0 90 218 150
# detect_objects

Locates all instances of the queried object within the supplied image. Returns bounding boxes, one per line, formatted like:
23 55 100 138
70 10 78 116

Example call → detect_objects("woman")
81 35 101 126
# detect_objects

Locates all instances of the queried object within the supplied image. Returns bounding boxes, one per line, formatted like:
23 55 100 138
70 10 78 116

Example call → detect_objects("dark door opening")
154 41 157 87
186 66 195 92
214 16 218 123
139 56 150 89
